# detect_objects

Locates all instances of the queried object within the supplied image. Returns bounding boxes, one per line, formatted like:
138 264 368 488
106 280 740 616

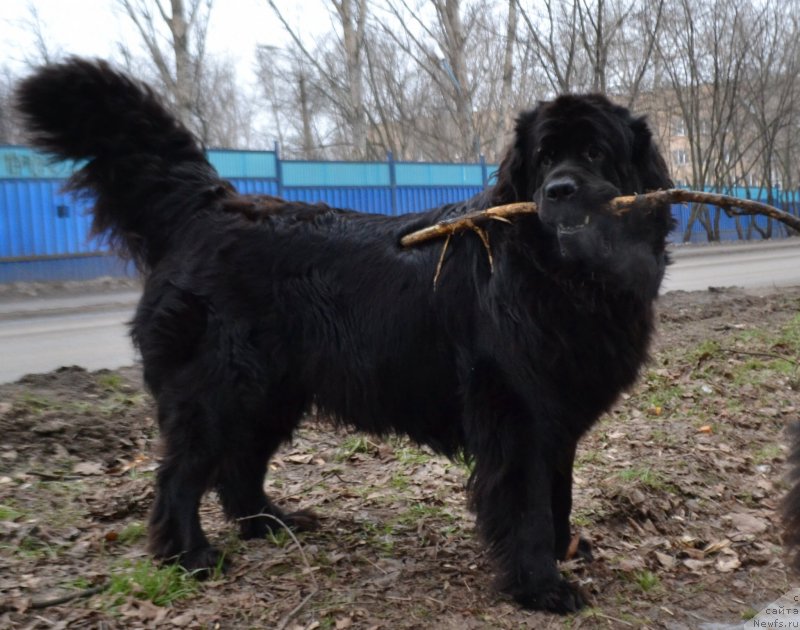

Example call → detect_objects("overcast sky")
0 0 329 82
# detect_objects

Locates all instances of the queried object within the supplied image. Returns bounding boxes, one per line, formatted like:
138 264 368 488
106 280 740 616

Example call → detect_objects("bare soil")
2 286 800 629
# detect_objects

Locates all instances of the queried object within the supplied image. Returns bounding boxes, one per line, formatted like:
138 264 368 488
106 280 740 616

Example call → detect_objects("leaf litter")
1 285 800 628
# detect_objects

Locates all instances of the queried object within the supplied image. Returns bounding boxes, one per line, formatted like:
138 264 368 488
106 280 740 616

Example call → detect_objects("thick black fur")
16 59 674 614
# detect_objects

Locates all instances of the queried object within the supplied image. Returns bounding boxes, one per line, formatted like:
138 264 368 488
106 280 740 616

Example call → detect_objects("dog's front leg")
552 440 593 563
465 405 588 614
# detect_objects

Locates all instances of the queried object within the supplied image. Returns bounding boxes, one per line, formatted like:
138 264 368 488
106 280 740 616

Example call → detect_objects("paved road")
662 238 800 292
0 306 137 383
1 239 800 383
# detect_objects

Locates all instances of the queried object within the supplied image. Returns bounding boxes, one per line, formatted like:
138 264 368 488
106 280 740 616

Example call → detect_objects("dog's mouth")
556 215 591 236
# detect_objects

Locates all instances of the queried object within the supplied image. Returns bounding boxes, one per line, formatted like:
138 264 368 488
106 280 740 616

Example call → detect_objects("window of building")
671 118 687 136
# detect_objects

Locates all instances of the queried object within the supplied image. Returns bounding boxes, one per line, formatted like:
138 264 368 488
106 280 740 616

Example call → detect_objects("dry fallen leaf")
730 513 768 535
715 550 741 573
683 559 713 572
72 461 104 475
654 551 676 570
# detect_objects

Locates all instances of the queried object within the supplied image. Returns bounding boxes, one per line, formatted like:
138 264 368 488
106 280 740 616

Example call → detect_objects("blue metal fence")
0 144 796 282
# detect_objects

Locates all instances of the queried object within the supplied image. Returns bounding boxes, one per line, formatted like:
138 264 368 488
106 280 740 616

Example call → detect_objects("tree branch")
400 189 799 247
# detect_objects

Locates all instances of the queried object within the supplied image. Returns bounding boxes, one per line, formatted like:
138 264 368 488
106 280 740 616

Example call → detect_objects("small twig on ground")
238 512 319 630
29 583 107 609
716 347 798 366
587 611 636 627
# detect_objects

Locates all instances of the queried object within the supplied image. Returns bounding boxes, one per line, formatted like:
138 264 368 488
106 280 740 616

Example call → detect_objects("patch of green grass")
575 450 603 468
97 372 124 391
358 520 396 553
618 466 667 490
649 428 678 447
70 577 93 590
736 491 760 508
395 446 431 465
634 570 660 592
571 508 595 528
107 559 197 606
336 435 373 461
752 444 783 465
690 339 721 363
775 314 800 350
318 617 336 630
117 521 147 545
638 370 683 411
734 328 769 345
17 392 58 412
741 607 759 621
453 450 475 475
389 472 410 491
14 393 98 416
0 504 23 521
731 358 767 385
266 527 293 548
16 535 59 560
396 502 457 527
726 397 745 413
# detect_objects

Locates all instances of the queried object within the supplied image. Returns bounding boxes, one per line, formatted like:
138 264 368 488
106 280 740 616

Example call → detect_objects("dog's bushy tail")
783 421 800 570
15 57 224 270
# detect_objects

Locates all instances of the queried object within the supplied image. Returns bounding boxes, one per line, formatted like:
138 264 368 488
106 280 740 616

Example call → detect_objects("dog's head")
492 94 674 294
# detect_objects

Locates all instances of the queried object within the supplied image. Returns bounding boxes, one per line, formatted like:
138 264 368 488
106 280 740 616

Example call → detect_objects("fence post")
480 154 488 189
274 141 284 198
387 151 398 215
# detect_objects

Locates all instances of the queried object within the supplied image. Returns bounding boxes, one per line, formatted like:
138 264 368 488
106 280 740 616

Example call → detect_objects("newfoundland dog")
16 58 673 613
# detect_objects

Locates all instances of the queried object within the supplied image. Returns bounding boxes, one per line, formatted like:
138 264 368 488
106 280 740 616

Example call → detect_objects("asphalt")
0 238 798 320
0 290 141 320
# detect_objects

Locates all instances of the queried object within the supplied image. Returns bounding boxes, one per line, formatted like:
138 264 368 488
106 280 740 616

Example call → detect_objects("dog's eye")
584 146 602 162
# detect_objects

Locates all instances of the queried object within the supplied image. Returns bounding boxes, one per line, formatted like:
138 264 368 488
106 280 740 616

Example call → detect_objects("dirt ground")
2 285 800 629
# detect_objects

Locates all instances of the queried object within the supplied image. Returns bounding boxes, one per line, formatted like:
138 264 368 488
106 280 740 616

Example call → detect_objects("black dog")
16 59 673 613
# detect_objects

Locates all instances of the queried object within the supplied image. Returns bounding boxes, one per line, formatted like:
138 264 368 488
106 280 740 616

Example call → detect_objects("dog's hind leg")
215 398 319 541
216 426 320 540
148 405 223 575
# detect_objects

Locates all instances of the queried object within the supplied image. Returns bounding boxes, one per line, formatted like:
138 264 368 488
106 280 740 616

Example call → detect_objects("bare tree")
377 0 486 161
516 0 582 94
266 0 370 159
21 3 63 67
0 66 22 145
738 1 800 236
654 0 750 241
256 44 326 158
118 0 211 130
515 0 663 102
117 0 253 147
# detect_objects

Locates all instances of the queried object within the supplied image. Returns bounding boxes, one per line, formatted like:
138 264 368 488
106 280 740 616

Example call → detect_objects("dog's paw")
178 546 229 578
512 579 589 614
283 508 321 532
240 508 321 540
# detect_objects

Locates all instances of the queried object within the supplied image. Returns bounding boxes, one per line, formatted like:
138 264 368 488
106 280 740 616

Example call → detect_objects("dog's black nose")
544 177 578 201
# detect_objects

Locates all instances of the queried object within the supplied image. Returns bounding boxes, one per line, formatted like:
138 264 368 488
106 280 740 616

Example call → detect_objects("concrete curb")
0 290 141 320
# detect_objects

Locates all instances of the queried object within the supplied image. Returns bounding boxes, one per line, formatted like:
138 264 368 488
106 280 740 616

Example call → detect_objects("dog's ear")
491 109 539 204
630 116 673 192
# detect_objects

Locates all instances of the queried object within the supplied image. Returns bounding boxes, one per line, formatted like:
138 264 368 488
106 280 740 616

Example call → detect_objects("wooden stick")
400 203 537 247
400 189 800 247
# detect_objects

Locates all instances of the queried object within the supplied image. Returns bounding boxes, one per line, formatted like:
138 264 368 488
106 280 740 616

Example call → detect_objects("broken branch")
399 189 800 247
